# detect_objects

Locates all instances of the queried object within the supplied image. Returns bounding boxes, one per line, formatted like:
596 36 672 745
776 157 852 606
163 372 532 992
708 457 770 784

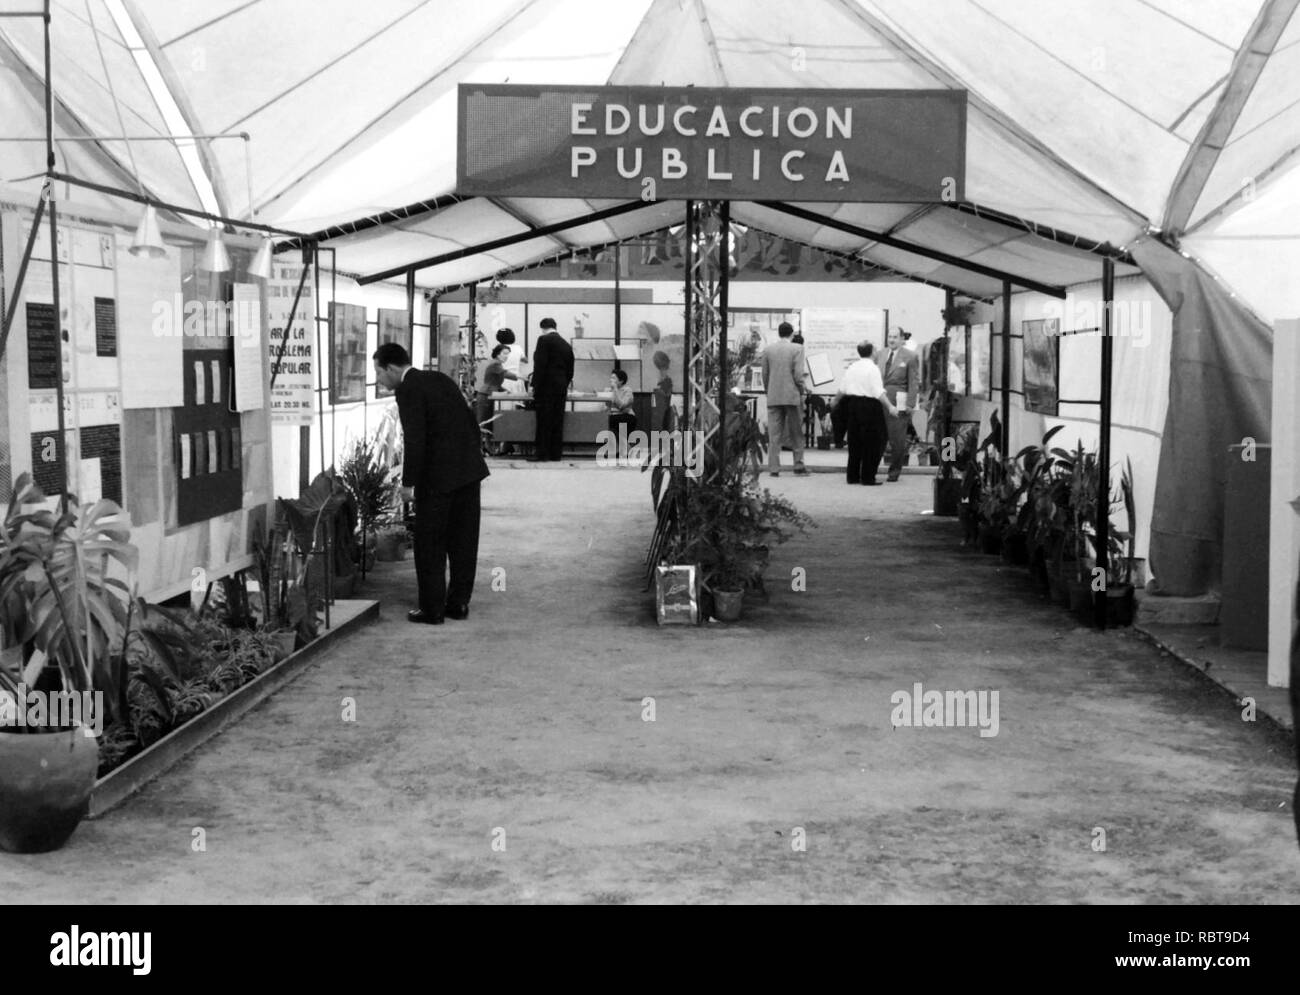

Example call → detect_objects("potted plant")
339 435 398 576
373 522 408 562
656 402 813 622
0 474 138 852
253 516 321 660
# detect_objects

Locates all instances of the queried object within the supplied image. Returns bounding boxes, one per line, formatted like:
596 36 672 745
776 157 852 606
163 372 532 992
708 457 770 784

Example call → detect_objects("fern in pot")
0 474 138 852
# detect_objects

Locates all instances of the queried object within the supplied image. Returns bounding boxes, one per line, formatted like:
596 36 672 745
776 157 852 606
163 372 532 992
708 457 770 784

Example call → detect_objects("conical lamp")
248 236 274 280
201 227 231 273
128 204 166 258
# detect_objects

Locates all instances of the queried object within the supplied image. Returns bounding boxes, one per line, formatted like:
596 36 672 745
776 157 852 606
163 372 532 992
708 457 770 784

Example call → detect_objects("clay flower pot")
711 588 744 622
0 728 99 853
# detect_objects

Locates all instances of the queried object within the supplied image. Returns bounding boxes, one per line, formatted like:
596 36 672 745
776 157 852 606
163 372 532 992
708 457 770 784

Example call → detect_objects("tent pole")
43 0 69 511
1095 257 1115 630
683 201 694 432
1001 281 1011 456
613 244 621 346
718 201 730 465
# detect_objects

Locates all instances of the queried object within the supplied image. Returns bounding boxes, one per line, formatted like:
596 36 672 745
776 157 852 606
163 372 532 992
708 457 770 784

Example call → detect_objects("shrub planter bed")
89 600 378 818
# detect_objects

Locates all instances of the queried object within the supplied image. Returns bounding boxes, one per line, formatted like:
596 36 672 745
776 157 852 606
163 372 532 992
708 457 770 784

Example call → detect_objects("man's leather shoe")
793 467 811 476
886 475 900 482
407 609 444 624
525 456 542 462
444 604 469 620
863 480 882 486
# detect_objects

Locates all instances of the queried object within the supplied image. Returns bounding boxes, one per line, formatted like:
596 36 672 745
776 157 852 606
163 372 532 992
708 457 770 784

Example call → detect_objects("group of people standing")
762 323 922 486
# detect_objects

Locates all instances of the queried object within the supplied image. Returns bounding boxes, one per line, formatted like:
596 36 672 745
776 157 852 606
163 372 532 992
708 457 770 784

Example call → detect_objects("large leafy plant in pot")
0 473 138 852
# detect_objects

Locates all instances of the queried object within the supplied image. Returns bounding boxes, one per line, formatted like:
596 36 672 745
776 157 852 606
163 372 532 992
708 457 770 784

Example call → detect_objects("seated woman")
607 368 637 456
475 344 519 437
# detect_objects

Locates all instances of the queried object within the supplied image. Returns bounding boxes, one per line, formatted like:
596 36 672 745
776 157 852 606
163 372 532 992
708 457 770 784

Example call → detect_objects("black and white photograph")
0 0 1297 956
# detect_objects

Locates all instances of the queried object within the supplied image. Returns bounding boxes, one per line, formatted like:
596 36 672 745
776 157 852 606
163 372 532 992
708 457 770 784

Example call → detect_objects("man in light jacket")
760 321 810 477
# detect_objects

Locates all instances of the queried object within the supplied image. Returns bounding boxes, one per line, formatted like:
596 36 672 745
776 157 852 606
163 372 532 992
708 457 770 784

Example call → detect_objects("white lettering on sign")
572 147 597 176
572 103 596 135
561 99 864 189
673 105 698 136
663 148 687 179
708 149 732 180
606 104 630 135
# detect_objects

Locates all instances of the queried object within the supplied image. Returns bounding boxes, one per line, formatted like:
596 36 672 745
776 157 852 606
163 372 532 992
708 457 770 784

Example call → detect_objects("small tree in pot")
0 474 138 852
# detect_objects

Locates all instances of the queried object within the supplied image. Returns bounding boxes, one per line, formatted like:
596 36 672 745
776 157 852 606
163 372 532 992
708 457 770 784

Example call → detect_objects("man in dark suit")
880 328 922 482
374 342 489 624
529 317 574 461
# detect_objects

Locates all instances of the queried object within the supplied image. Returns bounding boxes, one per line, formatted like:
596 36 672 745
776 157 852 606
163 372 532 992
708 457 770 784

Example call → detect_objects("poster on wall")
800 307 886 393
329 302 367 405
231 283 264 412
266 260 315 424
1022 318 1060 415
376 308 412 398
117 234 184 409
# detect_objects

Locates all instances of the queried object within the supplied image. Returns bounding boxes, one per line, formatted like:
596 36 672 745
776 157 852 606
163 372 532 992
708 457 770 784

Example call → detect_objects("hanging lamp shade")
128 204 166 258
248 236 274 280
200 226 231 273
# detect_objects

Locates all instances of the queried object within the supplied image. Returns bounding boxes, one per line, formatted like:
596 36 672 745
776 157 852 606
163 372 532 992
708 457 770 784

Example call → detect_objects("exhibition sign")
458 85 966 202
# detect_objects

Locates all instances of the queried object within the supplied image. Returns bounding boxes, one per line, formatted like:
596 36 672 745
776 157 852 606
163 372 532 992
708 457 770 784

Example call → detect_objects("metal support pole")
613 244 621 346
43 0 69 510
406 270 416 340
682 201 694 432
718 201 730 467
466 282 477 399
1001 280 1012 456
1095 257 1115 630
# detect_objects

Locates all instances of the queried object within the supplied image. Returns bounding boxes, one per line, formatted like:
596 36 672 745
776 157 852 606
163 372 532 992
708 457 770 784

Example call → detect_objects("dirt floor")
3 462 1298 903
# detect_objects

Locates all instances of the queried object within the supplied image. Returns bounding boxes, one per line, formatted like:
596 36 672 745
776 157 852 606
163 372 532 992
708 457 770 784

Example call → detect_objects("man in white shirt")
833 340 898 485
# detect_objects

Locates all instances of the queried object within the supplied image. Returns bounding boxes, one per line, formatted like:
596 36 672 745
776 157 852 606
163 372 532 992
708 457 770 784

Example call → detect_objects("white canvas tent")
1 0 1297 679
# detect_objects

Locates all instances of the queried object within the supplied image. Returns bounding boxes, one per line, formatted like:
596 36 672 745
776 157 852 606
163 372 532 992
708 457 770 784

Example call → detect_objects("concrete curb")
1132 623 1295 737
89 600 379 818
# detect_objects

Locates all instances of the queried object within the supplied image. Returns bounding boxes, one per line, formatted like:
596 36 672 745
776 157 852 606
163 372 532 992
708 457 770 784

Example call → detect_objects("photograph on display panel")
376 308 412 398
330 302 368 405
1022 318 1060 415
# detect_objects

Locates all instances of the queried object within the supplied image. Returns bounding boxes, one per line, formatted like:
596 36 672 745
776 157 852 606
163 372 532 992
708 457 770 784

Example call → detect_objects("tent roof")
1 0 1295 306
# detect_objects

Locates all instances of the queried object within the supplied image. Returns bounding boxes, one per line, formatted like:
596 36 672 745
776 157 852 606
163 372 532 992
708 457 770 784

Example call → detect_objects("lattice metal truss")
683 200 729 476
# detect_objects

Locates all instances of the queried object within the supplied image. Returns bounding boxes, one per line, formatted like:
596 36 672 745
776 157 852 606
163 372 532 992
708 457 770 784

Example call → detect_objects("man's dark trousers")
413 480 481 614
844 396 887 484
534 390 565 460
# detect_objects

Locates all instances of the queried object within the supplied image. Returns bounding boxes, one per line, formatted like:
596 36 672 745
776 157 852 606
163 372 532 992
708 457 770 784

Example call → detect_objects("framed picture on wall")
376 308 412 398
1022 318 1060 415
330 302 367 405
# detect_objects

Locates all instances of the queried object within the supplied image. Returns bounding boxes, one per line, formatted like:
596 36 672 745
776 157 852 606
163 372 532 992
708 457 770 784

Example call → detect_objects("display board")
798 307 888 393
1022 318 1060 415
0 191 275 603
267 258 315 424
